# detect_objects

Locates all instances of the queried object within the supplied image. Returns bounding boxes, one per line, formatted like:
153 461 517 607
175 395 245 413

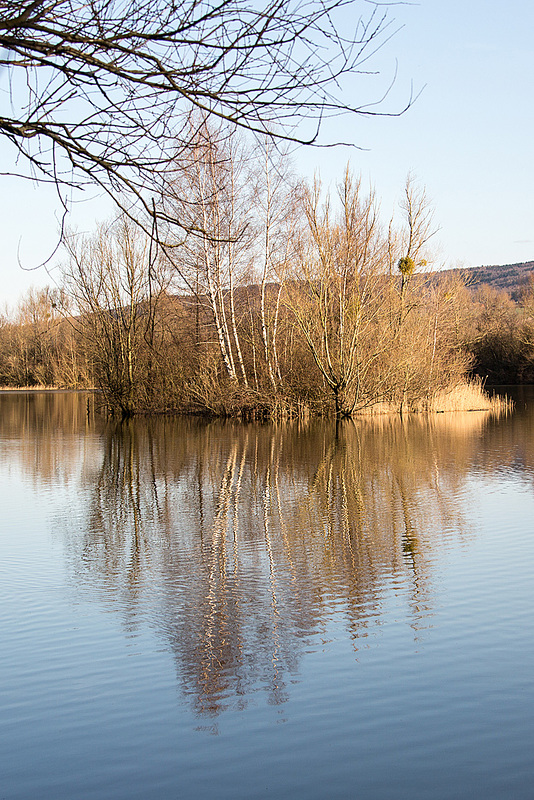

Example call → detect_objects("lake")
1 389 534 799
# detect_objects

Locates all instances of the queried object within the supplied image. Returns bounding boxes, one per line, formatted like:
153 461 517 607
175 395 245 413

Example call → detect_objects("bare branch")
0 0 408 235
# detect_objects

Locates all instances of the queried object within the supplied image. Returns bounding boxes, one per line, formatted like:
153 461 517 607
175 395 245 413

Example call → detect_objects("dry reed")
424 378 512 414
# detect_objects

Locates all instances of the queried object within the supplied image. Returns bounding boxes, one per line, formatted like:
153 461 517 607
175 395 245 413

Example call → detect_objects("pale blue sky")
1 0 533 306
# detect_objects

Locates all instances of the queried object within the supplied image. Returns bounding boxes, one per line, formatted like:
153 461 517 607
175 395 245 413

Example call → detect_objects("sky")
1 0 533 308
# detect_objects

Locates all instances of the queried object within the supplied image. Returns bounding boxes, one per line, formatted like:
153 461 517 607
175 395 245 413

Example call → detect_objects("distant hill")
440 260 534 299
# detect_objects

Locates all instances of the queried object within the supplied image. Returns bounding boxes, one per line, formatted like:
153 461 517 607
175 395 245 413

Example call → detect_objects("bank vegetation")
0 129 523 417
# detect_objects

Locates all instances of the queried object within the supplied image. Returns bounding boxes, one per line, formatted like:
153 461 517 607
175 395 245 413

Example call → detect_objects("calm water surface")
1 390 534 799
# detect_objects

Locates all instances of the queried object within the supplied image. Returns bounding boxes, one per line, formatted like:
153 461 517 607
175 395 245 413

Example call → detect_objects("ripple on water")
2 395 534 799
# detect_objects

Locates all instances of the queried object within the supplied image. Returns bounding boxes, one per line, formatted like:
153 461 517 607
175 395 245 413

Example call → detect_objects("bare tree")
164 121 252 388
1 0 405 232
287 171 391 416
252 139 301 393
5 286 63 386
391 176 438 410
397 175 435 301
62 216 170 415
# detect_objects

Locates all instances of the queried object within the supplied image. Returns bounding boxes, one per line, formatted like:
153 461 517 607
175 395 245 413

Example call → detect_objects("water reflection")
2 390 531 717
0 390 98 487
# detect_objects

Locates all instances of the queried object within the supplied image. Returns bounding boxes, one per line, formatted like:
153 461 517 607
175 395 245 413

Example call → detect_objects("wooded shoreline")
1 140 533 418
0 381 512 419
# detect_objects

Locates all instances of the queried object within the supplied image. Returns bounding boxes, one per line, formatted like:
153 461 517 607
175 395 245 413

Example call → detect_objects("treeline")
468 279 534 384
1 126 532 415
440 261 534 298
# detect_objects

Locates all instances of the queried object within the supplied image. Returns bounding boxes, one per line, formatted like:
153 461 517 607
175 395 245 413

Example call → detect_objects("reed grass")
0 385 59 391
423 378 512 414
351 378 512 417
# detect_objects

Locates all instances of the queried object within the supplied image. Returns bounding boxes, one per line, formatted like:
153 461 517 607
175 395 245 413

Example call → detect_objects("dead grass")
353 401 398 416
422 378 512 414
351 378 512 417
0 385 59 392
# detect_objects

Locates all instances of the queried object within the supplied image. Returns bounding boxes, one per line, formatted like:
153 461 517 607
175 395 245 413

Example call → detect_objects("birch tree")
165 122 252 388
252 140 301 392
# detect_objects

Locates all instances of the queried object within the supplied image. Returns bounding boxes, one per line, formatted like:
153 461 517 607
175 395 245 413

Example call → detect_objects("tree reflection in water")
67 413 484 715
2 391 517 716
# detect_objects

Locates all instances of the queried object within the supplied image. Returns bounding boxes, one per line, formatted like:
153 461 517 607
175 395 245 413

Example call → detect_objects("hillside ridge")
441 260 534 298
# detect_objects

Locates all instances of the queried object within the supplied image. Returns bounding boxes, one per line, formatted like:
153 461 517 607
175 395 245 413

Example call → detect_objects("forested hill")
441 260 534 298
